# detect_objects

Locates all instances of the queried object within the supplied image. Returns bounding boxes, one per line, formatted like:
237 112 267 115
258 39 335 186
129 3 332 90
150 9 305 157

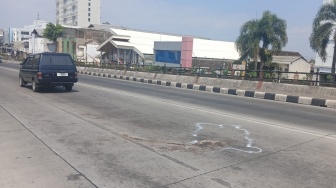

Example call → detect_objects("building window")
88 13 90 16
88 8 90 11
88 3 90 6
88 18 91 22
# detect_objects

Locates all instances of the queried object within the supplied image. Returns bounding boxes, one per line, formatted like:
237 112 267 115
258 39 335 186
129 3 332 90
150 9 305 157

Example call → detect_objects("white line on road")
0 66 19 72
76 82 336 141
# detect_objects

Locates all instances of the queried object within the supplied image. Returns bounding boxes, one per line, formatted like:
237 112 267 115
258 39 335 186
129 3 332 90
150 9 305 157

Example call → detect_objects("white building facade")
56 0 101 27
8 20 48 43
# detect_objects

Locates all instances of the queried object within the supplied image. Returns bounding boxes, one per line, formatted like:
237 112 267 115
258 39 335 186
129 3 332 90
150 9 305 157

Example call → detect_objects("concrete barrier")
254 92 265 99
236 90 245 96
326 100 336 108
170 82 177 87
193 85 200 90
206 86 213 93
275 94 287 102
79 67 336 102
220 88 229 94
298 97 312 105
181 83 188 89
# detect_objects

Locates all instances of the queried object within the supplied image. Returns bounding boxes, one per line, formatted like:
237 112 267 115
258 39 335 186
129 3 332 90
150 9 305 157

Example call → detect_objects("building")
5 20 48 45
94 24 239 67
0 29 3 44
56 26 112 61
29 29 56 54
10 28 30 42
272 51 312 80
0 20 49 55
56 0 101 27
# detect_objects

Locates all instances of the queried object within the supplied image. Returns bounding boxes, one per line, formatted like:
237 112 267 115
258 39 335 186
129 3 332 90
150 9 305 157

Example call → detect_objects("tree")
235 11 288 77
310 0 336 74
235 19 260 70
43 23 63 52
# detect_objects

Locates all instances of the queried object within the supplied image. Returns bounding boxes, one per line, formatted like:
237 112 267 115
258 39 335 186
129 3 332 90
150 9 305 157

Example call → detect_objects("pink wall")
181 37 193 68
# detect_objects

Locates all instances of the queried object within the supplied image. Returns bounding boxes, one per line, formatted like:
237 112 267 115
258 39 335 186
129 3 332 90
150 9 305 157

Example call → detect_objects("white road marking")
76 82 336 141
0 66 19 72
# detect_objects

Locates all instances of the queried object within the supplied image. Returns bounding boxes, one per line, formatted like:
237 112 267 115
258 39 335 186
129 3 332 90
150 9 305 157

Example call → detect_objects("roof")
32 29 44 37
272 56 302 64
273 51 302 57
272 51 308 64
88 24 116 34
95 24 239 60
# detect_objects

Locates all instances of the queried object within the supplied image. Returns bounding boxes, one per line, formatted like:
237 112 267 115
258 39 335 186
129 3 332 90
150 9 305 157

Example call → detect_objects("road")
1 62 336 188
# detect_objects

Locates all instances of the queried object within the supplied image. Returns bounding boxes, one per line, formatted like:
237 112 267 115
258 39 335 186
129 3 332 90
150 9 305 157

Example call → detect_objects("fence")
76 62 336 87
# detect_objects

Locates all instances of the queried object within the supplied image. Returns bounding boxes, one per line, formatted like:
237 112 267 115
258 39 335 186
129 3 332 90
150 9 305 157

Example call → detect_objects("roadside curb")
80 71 336 109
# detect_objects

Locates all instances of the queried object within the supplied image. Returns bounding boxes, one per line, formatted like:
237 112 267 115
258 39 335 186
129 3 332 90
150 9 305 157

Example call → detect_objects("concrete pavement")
1 62 336 187
0 105 95 188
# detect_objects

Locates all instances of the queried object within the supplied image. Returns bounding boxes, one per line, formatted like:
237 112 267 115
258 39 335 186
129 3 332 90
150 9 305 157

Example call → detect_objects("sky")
0 0 323 60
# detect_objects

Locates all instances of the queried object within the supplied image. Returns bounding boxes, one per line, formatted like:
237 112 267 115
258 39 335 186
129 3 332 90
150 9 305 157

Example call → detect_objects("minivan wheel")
32 80 39 92
65 84 72 92
19 76 26 87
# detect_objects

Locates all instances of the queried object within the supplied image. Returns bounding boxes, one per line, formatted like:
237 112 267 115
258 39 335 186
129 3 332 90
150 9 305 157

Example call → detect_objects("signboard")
232 64 245 70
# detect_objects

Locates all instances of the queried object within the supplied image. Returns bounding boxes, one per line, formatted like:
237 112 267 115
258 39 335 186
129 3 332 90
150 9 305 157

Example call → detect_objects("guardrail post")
219 65 222 79
277 69 281 83
316 68 320 86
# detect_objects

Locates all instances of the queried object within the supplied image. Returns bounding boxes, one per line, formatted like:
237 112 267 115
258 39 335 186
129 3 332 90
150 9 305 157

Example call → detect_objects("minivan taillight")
37 72 42 79
75 72 78 79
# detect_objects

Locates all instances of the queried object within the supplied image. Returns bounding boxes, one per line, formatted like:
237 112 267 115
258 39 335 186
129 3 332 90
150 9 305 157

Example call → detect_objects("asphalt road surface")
1 62 336 188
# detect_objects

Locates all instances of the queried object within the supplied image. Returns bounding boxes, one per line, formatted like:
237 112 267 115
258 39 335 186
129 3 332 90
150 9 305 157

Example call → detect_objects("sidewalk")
0 105 93 188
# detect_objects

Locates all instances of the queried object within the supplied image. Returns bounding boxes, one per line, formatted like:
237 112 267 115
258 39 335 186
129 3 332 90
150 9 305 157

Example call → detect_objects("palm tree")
310 0 336 74
235 11 288 76
235 19 260 70
258 11 288 72
43 23 63 52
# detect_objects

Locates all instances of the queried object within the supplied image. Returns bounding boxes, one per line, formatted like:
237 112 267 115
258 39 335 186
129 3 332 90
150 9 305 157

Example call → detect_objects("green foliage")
211 69 217 76
235 11 288 73
43 23 63 42
115 65 125 70
222 68 229 76
263 72 274 79
310 1 336 73
248 71 257 78
146 65 160 72
235 19 260 64
192 67 204 75
326 74 333 82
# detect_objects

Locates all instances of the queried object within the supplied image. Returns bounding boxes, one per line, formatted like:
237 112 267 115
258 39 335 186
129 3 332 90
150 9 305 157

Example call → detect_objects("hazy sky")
0 0 323 59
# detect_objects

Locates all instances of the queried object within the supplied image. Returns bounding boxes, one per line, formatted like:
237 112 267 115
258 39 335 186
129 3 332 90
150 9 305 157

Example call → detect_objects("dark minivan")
19 52 78 92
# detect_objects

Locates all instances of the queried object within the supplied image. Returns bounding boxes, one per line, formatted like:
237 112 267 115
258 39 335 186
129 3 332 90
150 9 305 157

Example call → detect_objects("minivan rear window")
41 55 74 66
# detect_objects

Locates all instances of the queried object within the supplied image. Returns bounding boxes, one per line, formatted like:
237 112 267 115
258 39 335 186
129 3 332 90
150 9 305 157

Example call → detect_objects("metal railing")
75 62 336 87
